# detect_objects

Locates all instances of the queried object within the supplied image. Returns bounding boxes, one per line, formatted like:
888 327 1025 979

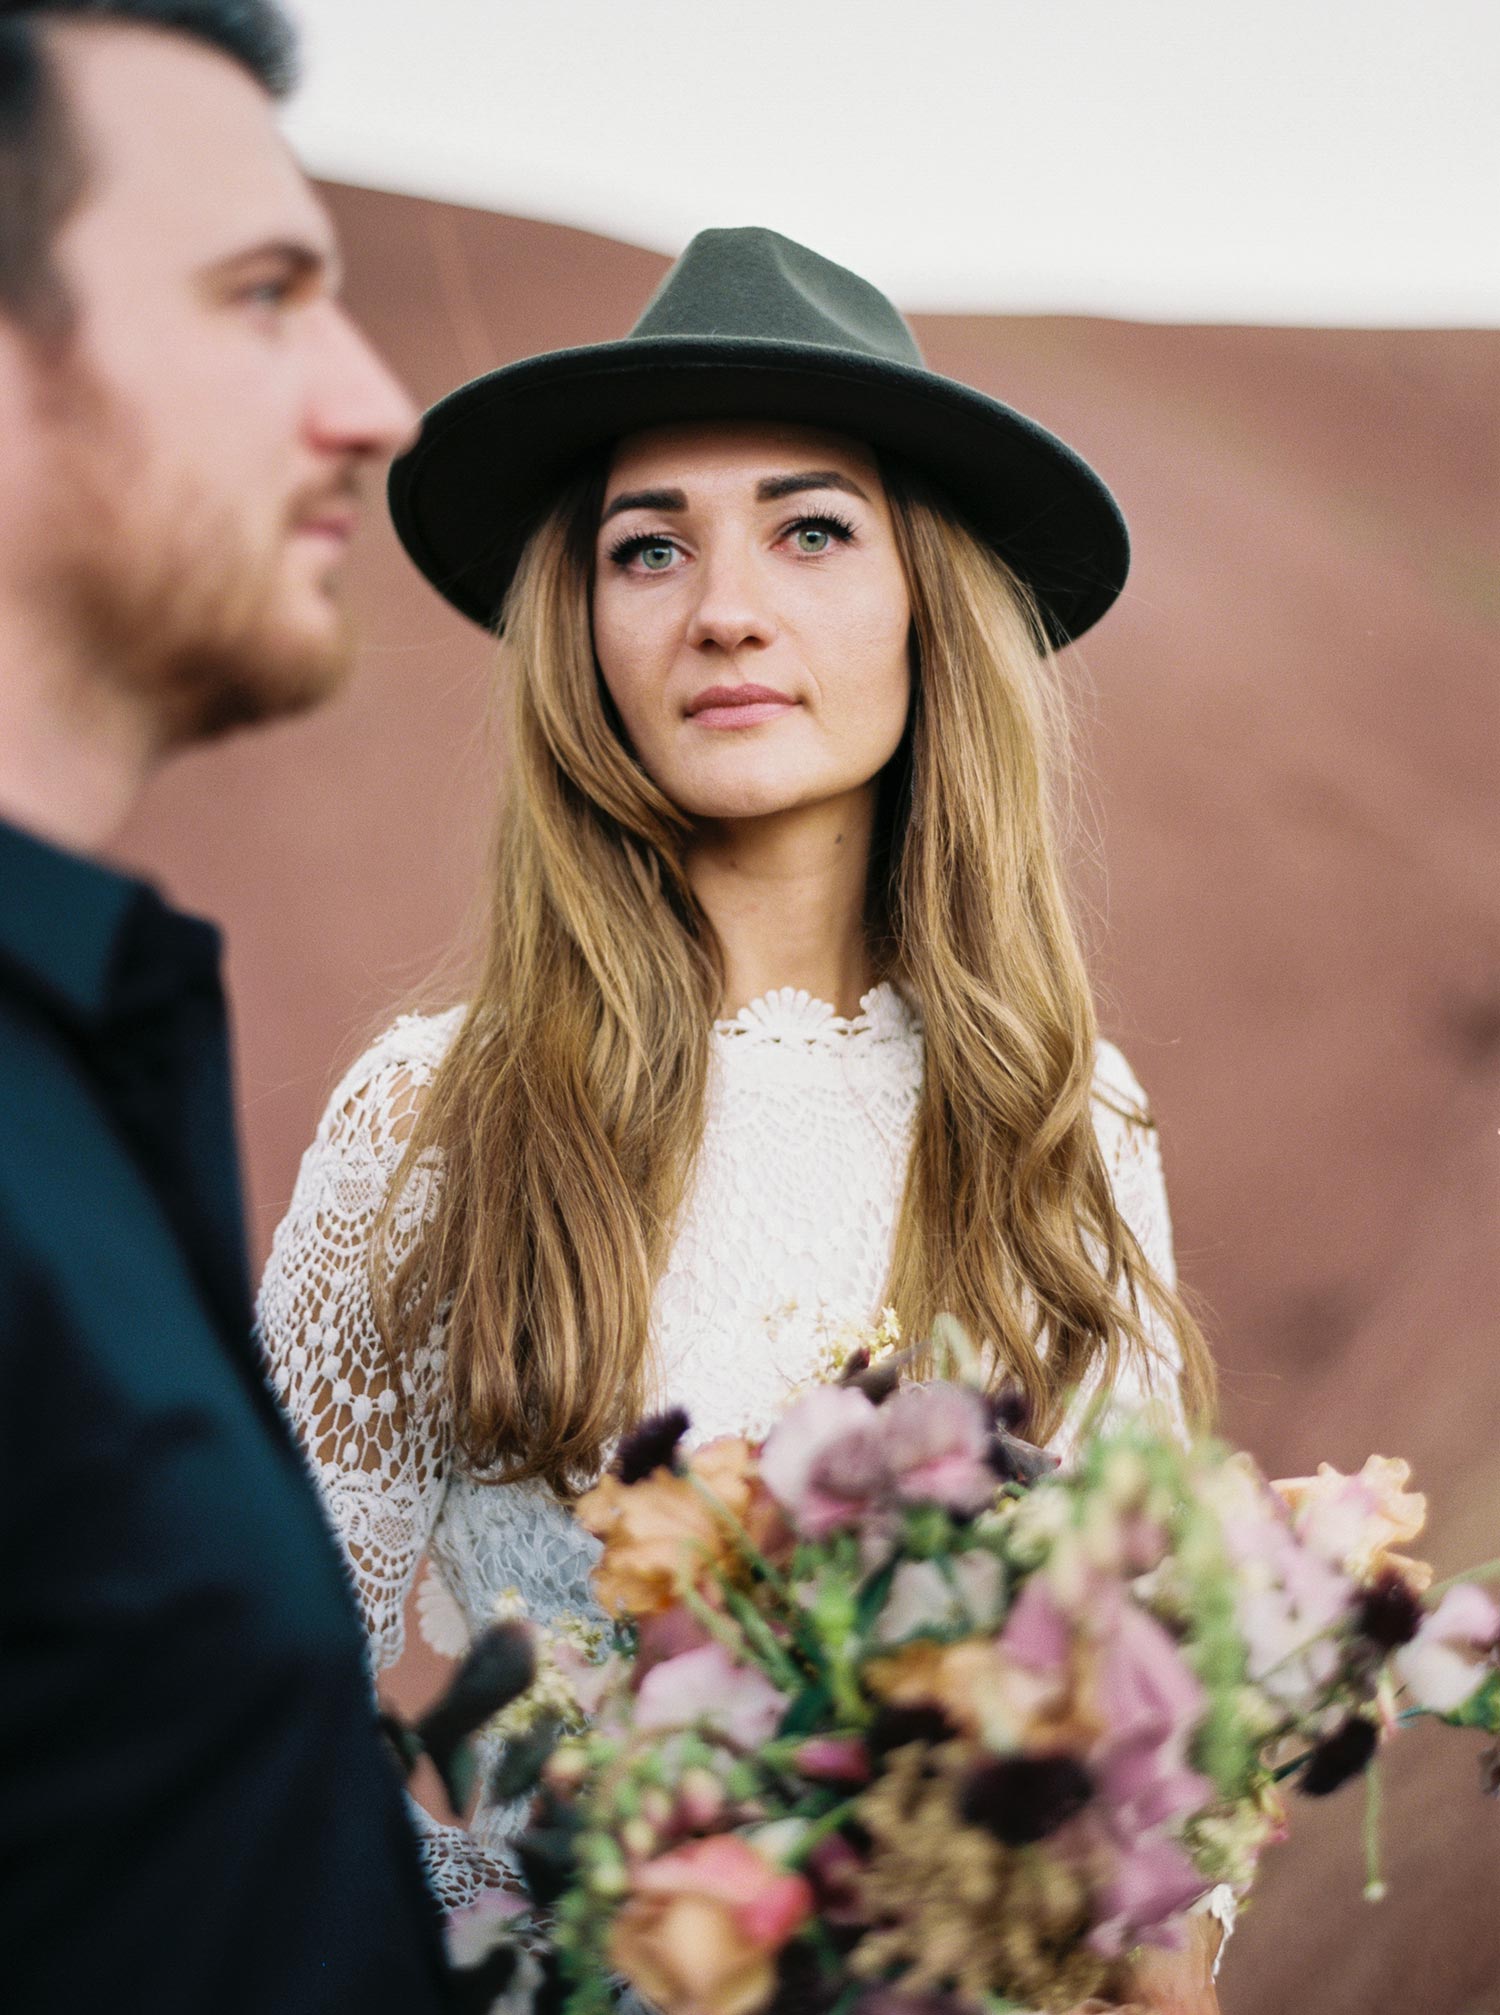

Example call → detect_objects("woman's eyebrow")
600 486 687 525
756 470 871 504
601 470 872 526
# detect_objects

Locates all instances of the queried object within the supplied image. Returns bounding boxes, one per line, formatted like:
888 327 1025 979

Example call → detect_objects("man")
0 5 452 2009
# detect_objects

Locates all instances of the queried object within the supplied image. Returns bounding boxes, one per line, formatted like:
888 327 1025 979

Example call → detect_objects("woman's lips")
685 683 798 730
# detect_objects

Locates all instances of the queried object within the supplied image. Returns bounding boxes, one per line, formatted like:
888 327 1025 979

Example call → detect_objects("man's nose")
307 303 421 462
685 540 774 654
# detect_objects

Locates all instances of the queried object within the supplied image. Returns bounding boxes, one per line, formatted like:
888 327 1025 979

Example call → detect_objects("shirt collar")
0 815 221 1027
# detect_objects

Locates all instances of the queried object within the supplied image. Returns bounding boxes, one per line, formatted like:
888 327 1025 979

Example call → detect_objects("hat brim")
387 336 1129 648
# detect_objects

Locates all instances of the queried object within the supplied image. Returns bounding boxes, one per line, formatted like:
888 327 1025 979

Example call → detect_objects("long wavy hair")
372 453 1216 1493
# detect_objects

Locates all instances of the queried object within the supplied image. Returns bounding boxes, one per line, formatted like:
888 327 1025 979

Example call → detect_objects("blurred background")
113 4 1498 2009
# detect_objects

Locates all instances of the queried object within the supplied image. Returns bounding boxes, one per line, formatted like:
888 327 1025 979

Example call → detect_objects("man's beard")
34 368 358 751
69 493 359 750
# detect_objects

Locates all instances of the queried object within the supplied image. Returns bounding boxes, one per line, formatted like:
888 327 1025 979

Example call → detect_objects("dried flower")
852 1742 1116 2010
1479 1743 1500 1798
1296 1716 1378 1797
865 1636 1068 1753
986 1427 1061 1488
616 1407 691 1484
867 1702 960 1756
958 1754 1095 1845
1354 1571 1424 1651
986 1379 1032 1438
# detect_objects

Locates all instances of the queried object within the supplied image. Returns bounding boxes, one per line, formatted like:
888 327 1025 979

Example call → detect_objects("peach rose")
608 1835 813 2015
864 1637 1082 1753
1275 1455 1432 1590
578 1437 783 1618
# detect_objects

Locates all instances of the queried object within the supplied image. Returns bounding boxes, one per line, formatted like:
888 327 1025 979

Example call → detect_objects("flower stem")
785 1795 862 1865
678 1583 754 1661
687 1472 793 1600
1363 1752 1386 1902
1429 1557 1500 1599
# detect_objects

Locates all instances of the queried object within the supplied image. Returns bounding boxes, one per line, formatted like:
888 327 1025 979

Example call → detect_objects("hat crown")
629 226 925 369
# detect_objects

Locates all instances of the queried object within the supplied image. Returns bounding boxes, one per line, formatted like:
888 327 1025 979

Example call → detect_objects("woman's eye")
784 513 855 556
608 533 682 573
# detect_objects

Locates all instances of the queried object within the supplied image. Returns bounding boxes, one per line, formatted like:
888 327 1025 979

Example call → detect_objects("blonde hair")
373 456 1215 1493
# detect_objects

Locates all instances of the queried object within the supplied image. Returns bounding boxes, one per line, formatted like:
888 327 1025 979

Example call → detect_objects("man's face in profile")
12 23 418 747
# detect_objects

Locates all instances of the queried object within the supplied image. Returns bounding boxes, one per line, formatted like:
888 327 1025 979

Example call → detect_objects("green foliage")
1446 1670 1500 1733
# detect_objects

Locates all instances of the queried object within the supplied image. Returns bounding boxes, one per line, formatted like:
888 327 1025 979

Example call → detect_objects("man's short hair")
0 2 299 336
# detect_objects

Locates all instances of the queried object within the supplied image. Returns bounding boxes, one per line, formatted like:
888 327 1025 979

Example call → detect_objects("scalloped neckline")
711 981 919 1048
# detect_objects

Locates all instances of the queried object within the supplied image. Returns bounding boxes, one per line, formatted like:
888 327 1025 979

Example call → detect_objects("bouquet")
451 1323 1500 2015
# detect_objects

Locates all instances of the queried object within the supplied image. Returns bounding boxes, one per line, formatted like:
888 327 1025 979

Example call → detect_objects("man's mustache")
288 465 365 529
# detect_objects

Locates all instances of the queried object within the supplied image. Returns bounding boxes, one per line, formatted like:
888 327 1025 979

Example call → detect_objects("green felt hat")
388 226 1129 647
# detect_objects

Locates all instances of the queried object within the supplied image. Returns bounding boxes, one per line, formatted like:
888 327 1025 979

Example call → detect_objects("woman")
258 228 1226 2006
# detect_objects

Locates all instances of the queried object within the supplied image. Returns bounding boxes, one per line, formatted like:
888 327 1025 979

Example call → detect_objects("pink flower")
999 1576 1075 1677
878 1384 998 1518
1211 1457 1356 1709
760 1382 998 1544
1395 1583 1500 1714
633 1604 719 1684
1087 1829 1210 1957
1088 1602 1213 1839
794 1735 872 1784
761 1385 884 1537
610 1836 813 2015
635 1643 789 1750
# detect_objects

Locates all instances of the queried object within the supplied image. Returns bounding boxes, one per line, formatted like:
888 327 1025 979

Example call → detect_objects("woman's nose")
684 543 774 654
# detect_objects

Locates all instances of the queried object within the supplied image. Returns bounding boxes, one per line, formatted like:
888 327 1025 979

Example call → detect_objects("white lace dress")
256 983 1219 1934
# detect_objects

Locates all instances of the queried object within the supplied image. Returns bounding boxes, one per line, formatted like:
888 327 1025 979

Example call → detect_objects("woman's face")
591 420 912 824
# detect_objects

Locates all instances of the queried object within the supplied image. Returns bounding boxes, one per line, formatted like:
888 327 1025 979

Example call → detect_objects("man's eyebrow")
756 470 871 504
600 486 688 525
201 237 342 292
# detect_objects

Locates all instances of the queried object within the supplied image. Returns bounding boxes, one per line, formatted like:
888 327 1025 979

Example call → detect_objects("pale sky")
282 0 1498 326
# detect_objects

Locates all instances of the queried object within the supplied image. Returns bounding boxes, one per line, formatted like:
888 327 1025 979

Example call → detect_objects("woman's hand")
1066 1912 1223 2015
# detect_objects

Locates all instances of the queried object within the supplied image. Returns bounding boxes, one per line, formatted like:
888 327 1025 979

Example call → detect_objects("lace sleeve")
256 1010 523 1911
256 1012 460 1668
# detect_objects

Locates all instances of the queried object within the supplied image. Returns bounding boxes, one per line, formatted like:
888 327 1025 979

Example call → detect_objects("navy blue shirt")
0 817 451 2013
